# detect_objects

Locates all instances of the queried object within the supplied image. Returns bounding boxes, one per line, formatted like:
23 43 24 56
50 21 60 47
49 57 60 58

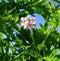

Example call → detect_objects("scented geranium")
20 15 36 31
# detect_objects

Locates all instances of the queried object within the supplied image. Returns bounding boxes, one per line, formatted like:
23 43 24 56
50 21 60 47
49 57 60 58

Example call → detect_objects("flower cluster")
20 15 36 31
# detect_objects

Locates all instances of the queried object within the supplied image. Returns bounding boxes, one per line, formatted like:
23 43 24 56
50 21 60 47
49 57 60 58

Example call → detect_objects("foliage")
0 0 60 61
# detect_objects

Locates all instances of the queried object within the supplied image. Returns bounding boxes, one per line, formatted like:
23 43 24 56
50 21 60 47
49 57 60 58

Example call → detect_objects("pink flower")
30 17 36 24
27 22 35 31
20 15 36 31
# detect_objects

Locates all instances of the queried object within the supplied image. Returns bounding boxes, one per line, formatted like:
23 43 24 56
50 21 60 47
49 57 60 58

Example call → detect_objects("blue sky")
34 13 45 28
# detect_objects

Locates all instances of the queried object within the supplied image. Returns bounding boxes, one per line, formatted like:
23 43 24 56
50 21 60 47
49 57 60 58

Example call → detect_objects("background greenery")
0 0 60 61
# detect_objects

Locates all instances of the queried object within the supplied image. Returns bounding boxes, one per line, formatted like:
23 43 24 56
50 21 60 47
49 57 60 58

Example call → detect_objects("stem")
31 31 35 45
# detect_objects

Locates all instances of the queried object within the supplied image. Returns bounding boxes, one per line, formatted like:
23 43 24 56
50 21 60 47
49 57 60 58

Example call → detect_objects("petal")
30 17 35 21
21 17 25 21
21 22 25 26
24 25 27 29
25 20 29 25
24 17 28 21
30 21 36 24
30 17 36 24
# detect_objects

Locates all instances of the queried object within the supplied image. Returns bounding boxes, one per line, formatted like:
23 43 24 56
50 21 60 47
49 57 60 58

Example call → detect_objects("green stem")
31 31 35 45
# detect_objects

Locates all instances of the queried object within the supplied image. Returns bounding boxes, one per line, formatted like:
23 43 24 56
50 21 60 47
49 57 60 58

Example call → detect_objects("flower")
30 17 36 24
20 15 36 31
27 22 35 31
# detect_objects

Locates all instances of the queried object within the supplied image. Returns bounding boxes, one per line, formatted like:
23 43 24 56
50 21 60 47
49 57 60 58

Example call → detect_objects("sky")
34 13 45 28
